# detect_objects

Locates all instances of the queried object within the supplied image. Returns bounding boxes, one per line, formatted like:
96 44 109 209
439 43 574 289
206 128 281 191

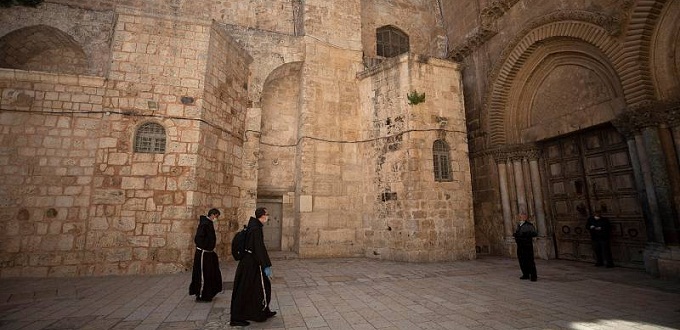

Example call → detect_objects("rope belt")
259 266 267 311
196 247 215 252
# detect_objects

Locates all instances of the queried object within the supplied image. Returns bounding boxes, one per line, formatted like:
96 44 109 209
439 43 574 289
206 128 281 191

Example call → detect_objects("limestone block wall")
46 0 295 35
357 54 475 262
295 0 366 258
198 22 251 254
0 70 106 277
361 0 448 59
259 64 300 192
0 2 114 76
88 13 214 276
0 7 249 277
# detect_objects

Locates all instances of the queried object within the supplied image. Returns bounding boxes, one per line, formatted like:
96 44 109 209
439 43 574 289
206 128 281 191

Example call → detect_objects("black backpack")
231 225 250 261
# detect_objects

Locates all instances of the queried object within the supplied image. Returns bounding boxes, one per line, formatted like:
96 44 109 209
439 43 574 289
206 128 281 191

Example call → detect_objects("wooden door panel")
543 125 647 267
257 199 282 251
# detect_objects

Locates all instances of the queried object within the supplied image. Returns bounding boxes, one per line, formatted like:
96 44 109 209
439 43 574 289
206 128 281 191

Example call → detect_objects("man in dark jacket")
229 207 277 327
189 208 223 302
513 212 538 281
587 211 614 268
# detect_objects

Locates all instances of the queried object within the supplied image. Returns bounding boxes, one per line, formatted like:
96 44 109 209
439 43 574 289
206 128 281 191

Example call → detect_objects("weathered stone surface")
0 0 677 280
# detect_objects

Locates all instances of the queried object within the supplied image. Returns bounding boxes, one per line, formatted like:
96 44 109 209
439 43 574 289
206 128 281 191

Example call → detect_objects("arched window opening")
433 140 452 182
376 25 409 58
134 122 166 153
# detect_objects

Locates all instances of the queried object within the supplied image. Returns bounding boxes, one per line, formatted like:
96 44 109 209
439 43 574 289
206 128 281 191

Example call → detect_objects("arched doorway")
541 124 647 267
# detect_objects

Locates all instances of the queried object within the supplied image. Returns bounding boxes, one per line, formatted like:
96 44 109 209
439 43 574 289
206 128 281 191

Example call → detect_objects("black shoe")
530 277 537 282
595 263 603 267
606 264 615 268
266 311 277 318
519 276 530 280
195 297 212 303
229 320 250 326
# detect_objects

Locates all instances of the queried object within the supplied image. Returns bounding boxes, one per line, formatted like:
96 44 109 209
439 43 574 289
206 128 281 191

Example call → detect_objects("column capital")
613 100 680 133
492 143 541 162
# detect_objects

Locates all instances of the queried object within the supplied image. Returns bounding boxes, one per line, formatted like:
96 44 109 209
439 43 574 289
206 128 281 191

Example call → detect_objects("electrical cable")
0 106 466 148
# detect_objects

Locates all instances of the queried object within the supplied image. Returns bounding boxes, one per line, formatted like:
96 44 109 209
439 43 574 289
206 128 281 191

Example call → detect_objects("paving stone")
1 257 679 329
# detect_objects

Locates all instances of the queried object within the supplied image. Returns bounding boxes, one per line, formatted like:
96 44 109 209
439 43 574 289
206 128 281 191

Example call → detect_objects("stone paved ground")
1 256 679 330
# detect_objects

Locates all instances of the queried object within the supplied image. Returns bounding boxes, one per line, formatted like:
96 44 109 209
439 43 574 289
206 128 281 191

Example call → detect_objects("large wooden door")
543 125 647 267
257 197 282 251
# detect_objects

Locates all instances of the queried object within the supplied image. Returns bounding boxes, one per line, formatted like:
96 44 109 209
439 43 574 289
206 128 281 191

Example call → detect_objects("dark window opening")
376 26 409 58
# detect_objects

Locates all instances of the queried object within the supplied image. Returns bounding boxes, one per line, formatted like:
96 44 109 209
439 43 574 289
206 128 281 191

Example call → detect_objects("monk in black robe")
229 207 276 326
513 212 538 281
189 208 223 302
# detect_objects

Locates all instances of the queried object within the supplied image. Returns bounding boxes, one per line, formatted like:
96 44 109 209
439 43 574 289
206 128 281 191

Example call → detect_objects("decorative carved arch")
486 16 623 146
616 0 666 105
505 40 624 144
650 0 680 101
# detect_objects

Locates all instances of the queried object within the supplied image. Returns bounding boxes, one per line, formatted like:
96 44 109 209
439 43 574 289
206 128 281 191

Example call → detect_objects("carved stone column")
613 116 660 244
640 128 679 244
495 144 553 260
494 152 514 238
615 102 680 278
511 154 527 215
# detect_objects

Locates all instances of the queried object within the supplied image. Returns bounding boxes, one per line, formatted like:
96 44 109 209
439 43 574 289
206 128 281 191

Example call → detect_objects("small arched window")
376 25 409 58
433 140 452 182
134 122 166 153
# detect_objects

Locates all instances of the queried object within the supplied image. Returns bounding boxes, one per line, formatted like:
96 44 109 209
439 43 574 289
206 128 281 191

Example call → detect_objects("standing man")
587 211 614 268
189 208 223 302
230 207 277 327
513 212 538 281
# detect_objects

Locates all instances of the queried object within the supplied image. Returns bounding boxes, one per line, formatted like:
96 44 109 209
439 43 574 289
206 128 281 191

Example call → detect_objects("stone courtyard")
1 256 679 330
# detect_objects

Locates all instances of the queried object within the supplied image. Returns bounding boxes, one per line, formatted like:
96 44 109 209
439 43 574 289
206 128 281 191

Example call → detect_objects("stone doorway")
256 197 282 251
542 124 647 267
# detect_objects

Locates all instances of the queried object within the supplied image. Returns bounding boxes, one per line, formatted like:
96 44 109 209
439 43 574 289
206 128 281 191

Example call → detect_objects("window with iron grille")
134 122 166 153
433 139 452 182
376 26 409 58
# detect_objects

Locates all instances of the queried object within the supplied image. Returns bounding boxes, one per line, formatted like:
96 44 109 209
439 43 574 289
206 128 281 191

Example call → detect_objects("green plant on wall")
0 0 43 8
407 90 426 105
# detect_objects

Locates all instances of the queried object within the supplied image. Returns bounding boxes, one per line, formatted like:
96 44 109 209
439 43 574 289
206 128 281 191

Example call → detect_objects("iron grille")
433 139 452 182
134 122 166 153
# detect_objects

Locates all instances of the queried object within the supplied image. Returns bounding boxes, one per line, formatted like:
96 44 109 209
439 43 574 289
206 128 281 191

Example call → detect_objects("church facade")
0 0 678 280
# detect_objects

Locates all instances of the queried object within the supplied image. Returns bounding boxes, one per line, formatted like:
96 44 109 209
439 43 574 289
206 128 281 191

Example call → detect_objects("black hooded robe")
230 217 273 322
189 215 223 301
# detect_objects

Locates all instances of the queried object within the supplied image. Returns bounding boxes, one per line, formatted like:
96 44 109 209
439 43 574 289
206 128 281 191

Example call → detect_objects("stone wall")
0 0 477 277
294 0 366 258
361 0 448 59
357 54 474 262
0 2 114 76
46 0 296 35
0 70 106 277
0 4 249 276
198 22 252 254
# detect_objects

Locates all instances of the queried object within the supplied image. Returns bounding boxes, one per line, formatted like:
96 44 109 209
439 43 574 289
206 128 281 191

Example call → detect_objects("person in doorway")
229 207 277 327
513 212 538 281
189 208 223 302
586 211 614 268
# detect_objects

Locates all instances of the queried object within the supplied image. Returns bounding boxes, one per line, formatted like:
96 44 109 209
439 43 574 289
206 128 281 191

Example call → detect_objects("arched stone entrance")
541 124 646 267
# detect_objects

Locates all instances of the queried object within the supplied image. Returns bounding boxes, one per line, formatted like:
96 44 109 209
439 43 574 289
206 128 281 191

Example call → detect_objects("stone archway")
256 61 303 252
484 13 651 266
0 25 89 75
506 39 625 144
485 16 624 146
650 0 680 101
